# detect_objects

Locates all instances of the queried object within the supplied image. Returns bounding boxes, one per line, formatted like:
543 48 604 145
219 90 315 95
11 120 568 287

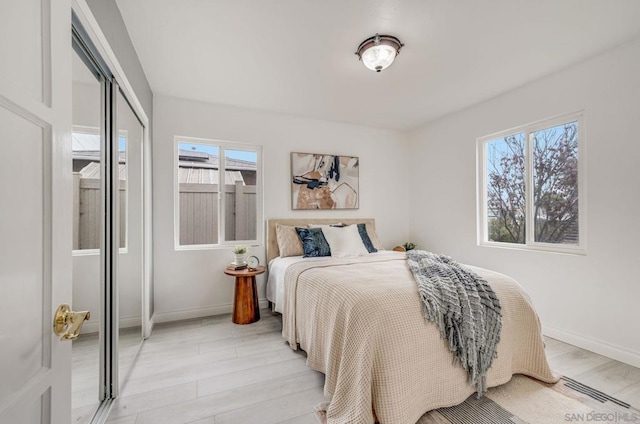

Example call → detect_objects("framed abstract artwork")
291 152 359 210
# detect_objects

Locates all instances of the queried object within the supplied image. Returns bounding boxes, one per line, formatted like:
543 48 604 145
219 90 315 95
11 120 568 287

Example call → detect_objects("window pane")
178 142 220 245
224 150 258 241
486 133 526 244
72 47 102 251
532 121 579 244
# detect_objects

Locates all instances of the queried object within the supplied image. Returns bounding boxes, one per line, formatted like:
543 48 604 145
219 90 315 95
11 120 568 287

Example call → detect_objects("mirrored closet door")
70 14 148 424
116 89 145 390
71 34 105 424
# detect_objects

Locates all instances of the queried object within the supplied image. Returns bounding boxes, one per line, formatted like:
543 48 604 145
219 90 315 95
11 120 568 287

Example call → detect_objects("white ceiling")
116 0 640 131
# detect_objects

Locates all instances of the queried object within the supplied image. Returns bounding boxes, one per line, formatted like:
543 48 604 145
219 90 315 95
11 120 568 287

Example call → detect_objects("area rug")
417 375 639 424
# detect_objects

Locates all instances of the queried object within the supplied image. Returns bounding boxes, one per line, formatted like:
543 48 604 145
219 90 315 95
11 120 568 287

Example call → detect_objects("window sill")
478 241 586 256
174 243 262 252
72 247 129 256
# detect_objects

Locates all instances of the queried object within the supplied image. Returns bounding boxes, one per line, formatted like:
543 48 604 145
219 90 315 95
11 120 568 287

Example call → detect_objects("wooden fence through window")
73 177 256 249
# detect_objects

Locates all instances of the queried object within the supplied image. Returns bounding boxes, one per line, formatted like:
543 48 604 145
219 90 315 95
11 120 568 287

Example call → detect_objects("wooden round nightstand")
224 265 266 325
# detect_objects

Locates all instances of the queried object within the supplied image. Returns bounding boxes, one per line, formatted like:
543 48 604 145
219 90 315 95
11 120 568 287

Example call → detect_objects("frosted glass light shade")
355 34 403 73
362 44 397 72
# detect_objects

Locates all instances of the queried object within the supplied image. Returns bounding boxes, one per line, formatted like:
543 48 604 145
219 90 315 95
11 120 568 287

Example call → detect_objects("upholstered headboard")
265 218 377 265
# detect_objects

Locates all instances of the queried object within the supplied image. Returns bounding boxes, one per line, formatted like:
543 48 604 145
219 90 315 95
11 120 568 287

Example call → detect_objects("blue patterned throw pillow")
357 223 378 253
295 227 331 257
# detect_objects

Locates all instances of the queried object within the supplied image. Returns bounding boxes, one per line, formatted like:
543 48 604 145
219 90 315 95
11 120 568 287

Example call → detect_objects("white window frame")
174 136 263 250
477 111 586 255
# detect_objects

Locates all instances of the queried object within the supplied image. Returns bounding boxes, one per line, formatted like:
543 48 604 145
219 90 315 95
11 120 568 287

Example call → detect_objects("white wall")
408 37 640 367
87 0 153 118
153 95 411 322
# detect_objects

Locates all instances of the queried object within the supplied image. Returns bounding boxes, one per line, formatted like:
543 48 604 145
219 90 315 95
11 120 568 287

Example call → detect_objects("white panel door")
0 0 73 423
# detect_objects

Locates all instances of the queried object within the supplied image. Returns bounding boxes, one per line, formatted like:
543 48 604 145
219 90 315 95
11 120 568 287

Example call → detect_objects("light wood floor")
80 310 640 424
72 327 144 424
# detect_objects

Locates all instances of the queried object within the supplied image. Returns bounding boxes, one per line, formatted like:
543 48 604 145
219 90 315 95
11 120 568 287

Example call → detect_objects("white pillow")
320 225 369 258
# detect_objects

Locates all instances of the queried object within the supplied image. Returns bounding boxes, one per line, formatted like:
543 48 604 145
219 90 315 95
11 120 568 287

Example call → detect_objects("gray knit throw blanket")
406 250 502 396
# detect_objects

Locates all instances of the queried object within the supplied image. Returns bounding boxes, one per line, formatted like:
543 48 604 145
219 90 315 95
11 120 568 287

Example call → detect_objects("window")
175 137 262 248
478 112 584 253
72 127 127 251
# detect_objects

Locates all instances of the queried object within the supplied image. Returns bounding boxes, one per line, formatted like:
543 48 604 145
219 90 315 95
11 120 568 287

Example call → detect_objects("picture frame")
291 152 359 210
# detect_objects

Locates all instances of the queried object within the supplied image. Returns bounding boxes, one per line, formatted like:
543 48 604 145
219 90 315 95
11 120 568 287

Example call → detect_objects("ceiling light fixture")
355 33 404 72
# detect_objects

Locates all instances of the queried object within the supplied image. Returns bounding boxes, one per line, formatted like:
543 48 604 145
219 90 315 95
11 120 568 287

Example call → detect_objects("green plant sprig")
233 245 247 254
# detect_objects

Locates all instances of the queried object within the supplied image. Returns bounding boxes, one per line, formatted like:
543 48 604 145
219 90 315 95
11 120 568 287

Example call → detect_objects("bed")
265 218 559 424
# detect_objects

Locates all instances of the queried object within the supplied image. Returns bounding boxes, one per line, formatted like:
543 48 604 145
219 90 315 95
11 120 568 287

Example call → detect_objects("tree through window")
487 133 526 244
480 114 583 252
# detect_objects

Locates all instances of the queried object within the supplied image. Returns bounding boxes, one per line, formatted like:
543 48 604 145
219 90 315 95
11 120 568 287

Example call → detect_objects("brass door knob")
53 304 90 340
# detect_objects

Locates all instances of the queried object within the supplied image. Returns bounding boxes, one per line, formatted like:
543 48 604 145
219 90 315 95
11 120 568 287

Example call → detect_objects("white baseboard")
83 322 99 334
83 316 142 334
543 324 640 369
153 299 270 324
144 315 155 339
